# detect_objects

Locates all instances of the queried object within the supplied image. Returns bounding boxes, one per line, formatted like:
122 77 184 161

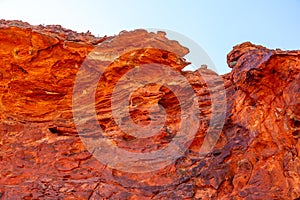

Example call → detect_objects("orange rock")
0 20 299 199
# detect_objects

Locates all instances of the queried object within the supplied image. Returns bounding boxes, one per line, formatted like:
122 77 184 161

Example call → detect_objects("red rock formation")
0 20 299 199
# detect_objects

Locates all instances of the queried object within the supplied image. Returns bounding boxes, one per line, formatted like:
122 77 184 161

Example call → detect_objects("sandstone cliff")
0 20 299 199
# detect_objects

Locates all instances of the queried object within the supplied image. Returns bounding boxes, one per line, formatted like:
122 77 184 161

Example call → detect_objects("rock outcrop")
0 20 299 199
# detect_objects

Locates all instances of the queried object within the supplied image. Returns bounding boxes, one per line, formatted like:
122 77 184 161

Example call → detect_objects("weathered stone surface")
0 20 299 199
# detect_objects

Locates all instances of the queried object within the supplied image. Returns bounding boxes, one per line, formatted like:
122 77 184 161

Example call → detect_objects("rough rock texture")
0 20 299 199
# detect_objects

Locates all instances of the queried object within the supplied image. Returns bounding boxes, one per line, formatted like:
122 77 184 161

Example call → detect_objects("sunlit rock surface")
0 20 299 199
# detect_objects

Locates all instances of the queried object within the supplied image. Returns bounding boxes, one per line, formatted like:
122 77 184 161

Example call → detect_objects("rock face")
0 20 299 199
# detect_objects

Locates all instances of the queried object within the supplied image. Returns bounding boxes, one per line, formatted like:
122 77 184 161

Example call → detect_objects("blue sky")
1 0 299 74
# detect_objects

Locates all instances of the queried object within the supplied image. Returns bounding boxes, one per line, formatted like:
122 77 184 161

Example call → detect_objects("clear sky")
0 0 299 74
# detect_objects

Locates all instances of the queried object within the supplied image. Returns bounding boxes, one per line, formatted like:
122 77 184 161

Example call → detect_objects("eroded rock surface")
0 20 299 199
